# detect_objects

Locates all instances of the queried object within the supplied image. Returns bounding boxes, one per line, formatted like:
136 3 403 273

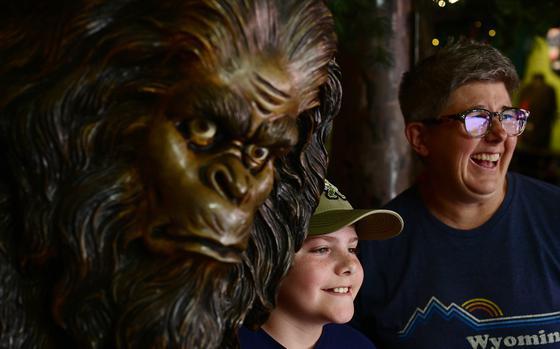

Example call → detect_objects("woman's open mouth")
471 152 500 168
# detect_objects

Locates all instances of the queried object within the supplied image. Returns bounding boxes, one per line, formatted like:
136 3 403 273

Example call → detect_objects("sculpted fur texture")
0 0 341 348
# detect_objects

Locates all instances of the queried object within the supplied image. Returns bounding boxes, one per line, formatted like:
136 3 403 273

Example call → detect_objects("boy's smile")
324 286 352 294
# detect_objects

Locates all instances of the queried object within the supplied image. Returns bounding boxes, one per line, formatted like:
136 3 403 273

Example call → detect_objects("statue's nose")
205 157 250 204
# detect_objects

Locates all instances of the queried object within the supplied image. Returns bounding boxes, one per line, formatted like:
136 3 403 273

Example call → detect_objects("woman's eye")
178 118 217 147
349 247 359 255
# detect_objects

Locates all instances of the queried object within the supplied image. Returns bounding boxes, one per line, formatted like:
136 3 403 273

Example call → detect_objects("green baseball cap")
308 180 404 240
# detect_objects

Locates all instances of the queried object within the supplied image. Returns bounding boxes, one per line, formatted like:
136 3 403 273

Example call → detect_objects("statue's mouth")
148 225 244 263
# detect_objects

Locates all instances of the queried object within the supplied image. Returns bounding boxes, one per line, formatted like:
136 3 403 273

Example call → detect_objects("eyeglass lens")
464 109 527 137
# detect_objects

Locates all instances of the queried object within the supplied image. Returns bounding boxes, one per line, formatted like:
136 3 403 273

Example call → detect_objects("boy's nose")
336 255 359 275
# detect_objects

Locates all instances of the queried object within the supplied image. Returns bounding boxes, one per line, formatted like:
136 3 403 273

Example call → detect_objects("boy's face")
276 225 363 325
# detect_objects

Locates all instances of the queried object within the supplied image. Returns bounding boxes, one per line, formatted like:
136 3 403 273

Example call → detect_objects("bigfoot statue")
0 0 340 348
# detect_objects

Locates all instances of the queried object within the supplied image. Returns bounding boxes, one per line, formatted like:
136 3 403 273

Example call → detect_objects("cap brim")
308 209 403 240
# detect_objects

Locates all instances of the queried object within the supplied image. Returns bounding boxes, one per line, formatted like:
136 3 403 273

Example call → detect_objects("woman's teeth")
471 153 500 162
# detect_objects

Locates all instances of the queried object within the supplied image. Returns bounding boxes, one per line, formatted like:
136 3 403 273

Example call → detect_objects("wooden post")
329 0 414 207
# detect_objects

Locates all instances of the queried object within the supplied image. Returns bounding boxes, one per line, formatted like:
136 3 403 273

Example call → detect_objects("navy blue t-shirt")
353 172 560 349
239 323 376 348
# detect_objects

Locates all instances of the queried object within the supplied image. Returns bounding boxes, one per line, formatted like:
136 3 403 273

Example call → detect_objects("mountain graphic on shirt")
398 296 560 339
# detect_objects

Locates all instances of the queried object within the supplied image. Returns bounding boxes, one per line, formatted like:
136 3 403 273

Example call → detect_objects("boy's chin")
324 308 355 324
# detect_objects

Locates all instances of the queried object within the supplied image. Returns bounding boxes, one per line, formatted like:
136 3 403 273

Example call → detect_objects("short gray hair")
399 39 519 123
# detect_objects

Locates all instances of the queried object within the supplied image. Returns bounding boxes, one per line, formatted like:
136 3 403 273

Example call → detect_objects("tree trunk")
328 0 414 208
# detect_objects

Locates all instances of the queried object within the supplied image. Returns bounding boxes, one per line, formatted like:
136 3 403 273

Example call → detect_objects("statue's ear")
405 122 430 157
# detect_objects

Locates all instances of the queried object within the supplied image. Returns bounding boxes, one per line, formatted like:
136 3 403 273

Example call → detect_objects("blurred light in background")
548 28 560 73
433 0 461 7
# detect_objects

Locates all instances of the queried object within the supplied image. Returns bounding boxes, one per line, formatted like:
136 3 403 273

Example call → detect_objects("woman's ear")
405 122 430 157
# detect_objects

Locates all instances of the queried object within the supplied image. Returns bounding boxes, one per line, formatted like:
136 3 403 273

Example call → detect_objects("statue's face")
140 62 300 263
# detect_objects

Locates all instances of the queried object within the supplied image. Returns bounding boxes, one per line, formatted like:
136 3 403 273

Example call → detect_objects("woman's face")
420 81 516 203
274 226 363 326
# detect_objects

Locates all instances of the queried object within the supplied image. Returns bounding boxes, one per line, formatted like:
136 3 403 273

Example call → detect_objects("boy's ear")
405 122 429 157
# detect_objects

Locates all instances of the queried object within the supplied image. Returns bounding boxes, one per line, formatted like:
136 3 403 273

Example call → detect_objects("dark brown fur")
0 0 340 348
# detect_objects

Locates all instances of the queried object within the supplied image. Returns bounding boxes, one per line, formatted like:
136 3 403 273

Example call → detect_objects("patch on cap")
308 179 404 240
325 180 346 200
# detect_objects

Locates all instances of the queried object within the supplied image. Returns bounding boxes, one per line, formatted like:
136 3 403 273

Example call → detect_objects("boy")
239 180 403 348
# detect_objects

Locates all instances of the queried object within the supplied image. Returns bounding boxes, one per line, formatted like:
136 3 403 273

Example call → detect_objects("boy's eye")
311 247 330 254
349 247 359 255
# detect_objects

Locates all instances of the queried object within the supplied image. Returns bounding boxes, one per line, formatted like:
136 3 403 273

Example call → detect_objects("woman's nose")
485 115 508 141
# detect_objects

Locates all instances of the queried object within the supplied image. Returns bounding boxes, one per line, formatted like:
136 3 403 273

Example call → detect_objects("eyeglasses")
422 107 530 138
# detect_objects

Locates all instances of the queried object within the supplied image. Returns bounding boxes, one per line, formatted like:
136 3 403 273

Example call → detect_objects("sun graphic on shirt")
462 298 504 318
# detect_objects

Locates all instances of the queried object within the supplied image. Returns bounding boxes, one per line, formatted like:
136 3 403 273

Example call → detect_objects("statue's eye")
245 145 270 170
180 119 217 147
247 145 269 161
